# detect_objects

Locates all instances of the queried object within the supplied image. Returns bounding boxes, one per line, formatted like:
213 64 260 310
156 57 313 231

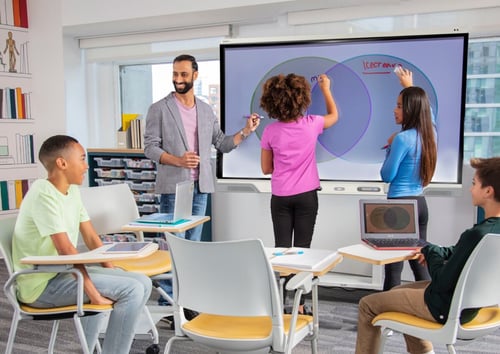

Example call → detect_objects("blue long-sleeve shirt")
380 129 422 197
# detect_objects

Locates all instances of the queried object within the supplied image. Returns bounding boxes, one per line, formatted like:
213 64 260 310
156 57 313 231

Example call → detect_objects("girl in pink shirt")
260 73 338 313
260 73 338 246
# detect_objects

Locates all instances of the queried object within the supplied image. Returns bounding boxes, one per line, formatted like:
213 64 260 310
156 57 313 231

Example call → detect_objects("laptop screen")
359 199 419 240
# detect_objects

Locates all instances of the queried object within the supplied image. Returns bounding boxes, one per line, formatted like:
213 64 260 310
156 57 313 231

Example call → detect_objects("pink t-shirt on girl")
261 115 324 196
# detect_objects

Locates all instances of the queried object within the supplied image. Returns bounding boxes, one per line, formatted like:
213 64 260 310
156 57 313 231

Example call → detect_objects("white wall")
58 1 492 280
29 0 66 178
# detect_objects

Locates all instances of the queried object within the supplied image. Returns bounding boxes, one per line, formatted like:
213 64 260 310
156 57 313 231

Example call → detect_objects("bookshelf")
0 0 34 216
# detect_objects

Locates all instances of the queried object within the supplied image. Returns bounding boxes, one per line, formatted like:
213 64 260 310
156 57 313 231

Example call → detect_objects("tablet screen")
104 242 151 253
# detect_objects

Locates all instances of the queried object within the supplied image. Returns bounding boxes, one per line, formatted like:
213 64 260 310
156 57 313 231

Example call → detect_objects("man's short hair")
39 135 79 171
173 54 198 72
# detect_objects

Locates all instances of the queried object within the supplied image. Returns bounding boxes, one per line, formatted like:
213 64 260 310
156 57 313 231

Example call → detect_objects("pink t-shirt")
261 115 324 196
176 97 199 181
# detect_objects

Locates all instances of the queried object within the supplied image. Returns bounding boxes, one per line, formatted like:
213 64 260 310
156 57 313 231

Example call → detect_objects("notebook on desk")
359 199 426 250
135 180 194 224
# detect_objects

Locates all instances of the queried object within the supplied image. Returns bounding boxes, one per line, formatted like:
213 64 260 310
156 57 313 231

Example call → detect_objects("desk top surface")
266 247 343 276
338 243 417 265
21 242 159 265
122 215 210 233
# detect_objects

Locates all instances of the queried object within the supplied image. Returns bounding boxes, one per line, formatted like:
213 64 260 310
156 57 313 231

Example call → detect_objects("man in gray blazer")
144 54 260 306
145 54 260 239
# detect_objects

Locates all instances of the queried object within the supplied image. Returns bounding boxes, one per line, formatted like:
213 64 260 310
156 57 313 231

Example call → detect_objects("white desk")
122 215 210 234
265 247 343 333
320 243 417 290
21 242 158 265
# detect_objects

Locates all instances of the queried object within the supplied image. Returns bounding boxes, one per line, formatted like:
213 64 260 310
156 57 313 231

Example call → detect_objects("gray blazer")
144 92 236 194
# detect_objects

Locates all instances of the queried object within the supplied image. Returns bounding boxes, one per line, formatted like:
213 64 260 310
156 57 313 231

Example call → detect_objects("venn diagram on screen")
249 55 437 164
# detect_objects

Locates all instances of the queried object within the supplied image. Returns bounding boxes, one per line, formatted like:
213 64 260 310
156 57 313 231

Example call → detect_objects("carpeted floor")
1 262 499 353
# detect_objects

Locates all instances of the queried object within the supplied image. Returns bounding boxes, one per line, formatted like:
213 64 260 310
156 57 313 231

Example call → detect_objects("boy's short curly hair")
259 73 311 122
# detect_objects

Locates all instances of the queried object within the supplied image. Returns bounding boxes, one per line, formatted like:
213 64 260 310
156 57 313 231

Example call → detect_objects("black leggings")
271 189 318 248
383 195 431 290
271 189 318 305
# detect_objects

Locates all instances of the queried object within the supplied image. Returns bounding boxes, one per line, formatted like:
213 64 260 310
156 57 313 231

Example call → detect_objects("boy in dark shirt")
355 157 500 354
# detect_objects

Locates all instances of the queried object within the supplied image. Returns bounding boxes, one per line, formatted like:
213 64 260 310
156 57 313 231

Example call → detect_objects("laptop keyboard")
364 238 423 248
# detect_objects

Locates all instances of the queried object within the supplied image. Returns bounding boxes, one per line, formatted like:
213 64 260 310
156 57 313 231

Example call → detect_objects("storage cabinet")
87 148 160 215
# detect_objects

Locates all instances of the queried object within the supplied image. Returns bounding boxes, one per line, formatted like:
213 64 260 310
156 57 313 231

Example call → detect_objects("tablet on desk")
104 242 151 254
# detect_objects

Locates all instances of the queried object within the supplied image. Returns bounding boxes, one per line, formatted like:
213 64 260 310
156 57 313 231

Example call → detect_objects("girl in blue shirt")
380 83 437 290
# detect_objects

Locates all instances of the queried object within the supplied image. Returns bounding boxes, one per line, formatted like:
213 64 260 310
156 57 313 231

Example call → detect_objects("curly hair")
259 73 311 122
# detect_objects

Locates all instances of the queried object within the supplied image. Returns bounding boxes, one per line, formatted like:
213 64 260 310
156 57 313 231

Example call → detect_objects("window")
465 39 500 160
119 60 220 123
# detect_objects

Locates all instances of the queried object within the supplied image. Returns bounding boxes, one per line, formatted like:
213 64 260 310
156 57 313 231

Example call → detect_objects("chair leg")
47 320 60 353
95 339 102 354
378 327 392 354
446 344 457 354
144 305 159 344
73 315 91 354
164 336 190 354
5 311 21 354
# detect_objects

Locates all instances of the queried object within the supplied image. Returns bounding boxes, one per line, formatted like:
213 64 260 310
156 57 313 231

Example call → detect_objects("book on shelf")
1 87 30 119
129 116 144 149
0 178 33 211
0 0 28 28
15 133 34 163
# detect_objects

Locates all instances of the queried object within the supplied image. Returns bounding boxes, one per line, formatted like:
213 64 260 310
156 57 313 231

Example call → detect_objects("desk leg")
371 265 384 289
311 277 319 354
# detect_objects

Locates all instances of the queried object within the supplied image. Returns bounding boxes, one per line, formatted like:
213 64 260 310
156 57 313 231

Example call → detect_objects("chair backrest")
0 217 17 276
80 183 143 241
165 233 283 319
449 233 500 321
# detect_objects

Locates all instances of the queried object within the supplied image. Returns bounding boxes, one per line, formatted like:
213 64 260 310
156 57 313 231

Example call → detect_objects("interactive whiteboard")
218 34 468 194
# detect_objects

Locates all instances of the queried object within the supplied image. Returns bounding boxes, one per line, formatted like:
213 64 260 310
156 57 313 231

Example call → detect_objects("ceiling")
63 0 500 39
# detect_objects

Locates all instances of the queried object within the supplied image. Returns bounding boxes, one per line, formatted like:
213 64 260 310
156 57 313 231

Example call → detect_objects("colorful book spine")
15 87 23 118
0 181 8 211
0 179 32 210
19 0 28 28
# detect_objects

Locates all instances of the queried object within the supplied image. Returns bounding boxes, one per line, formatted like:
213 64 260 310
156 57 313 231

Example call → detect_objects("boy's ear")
484 185 494 198
55 156 67 169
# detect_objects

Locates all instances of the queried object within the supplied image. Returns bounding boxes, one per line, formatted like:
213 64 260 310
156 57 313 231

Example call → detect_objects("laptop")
135 180 194 224
359 199 426 250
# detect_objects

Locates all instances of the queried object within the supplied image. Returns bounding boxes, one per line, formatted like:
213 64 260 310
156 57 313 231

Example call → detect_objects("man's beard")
173 81 194 94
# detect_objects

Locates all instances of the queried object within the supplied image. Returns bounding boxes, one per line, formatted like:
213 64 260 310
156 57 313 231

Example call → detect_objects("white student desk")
20 242 159 265
265 247 343 333
319 243 417 290
121 215 210 234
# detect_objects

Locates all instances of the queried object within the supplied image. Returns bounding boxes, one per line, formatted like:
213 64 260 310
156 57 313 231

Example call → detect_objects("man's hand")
244 113 261 134
179 151 200 169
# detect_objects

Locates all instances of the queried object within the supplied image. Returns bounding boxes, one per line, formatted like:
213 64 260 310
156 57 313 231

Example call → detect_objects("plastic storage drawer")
94 168 126 178
94 157 124 168
124 169 156 180
123 158 155 169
